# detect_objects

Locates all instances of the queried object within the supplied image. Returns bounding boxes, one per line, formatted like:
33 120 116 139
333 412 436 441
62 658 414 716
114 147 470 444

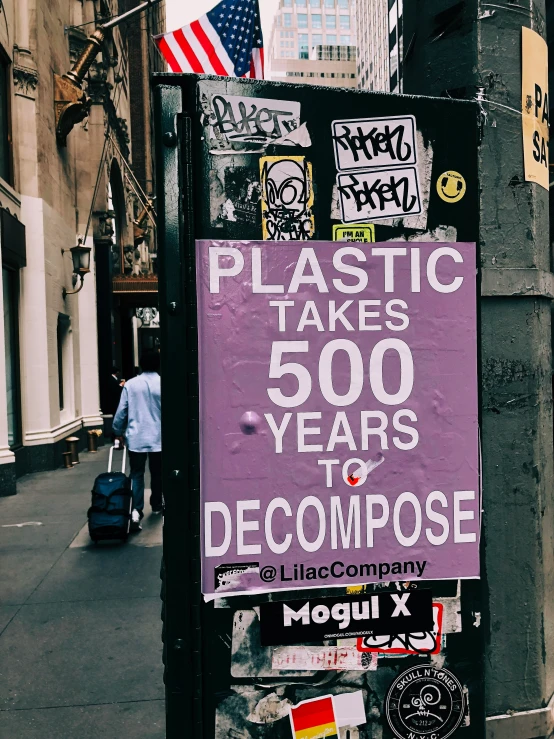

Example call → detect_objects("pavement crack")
0 698 165 713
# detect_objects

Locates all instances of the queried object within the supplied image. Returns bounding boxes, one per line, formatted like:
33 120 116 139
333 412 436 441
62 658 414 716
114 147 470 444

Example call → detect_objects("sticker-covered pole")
403 1 554 737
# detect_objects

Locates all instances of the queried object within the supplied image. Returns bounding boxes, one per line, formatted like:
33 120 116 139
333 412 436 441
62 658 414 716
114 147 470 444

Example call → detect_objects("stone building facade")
0 0 163 494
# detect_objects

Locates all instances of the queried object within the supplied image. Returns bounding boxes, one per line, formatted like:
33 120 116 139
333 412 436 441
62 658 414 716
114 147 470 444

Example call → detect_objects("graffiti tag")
337 167 421 223
260 156 315 240
209 94 300 143
332 115 417 172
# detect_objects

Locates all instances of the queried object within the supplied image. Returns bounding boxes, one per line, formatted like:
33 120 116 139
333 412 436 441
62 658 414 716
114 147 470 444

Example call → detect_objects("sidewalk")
0 446 165 738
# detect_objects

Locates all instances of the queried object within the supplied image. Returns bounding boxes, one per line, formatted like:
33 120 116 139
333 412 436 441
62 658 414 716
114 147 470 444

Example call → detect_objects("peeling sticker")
273 121 312 148
201 93 303 152
260 156 315 240
214 562 260 592
246 693 292 723
370 131 433 231
332 223 375 242
217 169 261 226
272 645 377 671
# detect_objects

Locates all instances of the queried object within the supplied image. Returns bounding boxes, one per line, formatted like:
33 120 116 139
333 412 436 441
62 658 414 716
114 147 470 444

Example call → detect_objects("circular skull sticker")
385 665 465 739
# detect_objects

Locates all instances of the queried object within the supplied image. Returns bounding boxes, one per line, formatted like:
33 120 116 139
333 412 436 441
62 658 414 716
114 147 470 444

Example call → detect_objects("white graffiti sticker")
207 94 301 144
337 167 422 223
332 115 417 172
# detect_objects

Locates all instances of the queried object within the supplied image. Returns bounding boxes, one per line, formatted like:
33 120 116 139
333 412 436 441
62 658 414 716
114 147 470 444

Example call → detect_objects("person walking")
113 348 163 532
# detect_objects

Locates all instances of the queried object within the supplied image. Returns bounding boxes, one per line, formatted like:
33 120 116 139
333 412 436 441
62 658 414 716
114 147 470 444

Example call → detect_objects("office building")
268 0 357 88
357 0 403 92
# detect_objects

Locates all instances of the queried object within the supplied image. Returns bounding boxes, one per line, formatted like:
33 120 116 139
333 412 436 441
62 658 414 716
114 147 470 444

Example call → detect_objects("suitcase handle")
108 444 127 473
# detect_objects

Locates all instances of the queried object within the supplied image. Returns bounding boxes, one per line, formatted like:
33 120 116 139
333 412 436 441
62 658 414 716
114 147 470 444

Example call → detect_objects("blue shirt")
112 372 161 452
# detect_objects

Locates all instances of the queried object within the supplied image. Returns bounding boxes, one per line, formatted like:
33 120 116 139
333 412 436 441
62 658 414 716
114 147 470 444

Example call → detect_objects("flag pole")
55 0 163 144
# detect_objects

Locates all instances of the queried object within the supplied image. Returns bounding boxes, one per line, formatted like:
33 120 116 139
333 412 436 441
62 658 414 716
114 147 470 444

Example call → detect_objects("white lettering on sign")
197 238 479 597
332 115 417 172
283 596 381 629
203 489 477 557
208 246 464 295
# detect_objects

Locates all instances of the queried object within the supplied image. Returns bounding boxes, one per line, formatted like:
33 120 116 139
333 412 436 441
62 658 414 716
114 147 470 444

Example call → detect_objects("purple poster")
196 240 479 598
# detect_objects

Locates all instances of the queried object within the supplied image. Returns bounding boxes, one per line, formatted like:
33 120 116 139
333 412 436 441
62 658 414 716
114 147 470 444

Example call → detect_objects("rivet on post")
163 131 178 148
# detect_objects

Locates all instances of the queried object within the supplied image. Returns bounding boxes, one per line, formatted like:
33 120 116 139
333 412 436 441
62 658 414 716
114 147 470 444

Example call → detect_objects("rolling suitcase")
88 445 132 543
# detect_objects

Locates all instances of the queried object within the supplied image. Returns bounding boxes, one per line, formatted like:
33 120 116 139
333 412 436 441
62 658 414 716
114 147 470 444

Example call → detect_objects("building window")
2 268 20 447
298 33 309 58
325 0 335 6
339 14 350 29
312 33 323 48
310 0 321 5
297 12 308 26
311 13 322 27
326 33 337 43
0 50 12 185
338 0 348 6
340 34 350 44
284 13 292 26
297 0 307 5
283 0 293 5
325 14 336 28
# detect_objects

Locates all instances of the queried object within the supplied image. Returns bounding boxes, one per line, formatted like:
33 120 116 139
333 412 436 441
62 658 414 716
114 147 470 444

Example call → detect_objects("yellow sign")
332 224 375 242
522 26 549 190
436 170 466 203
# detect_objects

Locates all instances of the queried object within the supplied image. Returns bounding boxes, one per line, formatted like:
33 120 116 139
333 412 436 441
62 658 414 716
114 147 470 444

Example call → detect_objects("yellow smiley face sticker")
437 170 466 203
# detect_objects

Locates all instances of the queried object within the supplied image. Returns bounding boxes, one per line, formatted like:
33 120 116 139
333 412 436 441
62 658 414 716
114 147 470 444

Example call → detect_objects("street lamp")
63 239 91 298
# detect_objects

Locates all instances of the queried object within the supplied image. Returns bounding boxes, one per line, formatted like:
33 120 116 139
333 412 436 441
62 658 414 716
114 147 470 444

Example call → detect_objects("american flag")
154 0 264 79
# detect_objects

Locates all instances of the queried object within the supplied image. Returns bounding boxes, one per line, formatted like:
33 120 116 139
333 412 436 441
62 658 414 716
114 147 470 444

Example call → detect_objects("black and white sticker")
332 114 422 223
337 167 422 223
206 94 301 145
259 589 433 646
332 115 417 172
385 665 465 739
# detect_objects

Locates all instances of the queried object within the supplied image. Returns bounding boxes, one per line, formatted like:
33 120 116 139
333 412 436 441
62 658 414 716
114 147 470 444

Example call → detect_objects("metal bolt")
172 470 181 478
168 301 177 314
174 638 185 651
163 131 177 148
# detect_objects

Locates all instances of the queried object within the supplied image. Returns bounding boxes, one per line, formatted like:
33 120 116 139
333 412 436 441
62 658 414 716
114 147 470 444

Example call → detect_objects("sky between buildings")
165 0 280 52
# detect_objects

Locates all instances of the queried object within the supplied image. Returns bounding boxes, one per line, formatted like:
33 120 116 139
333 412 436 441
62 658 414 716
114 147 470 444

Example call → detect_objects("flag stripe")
252 47 264 79
198 16 235 75
156 36 181 73
153 0 264 79
183 25 215 74
191 19 228 76
173 28 204 73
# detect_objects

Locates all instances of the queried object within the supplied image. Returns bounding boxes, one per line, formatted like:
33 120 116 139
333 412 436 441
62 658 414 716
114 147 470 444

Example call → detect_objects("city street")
0 447 164 738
